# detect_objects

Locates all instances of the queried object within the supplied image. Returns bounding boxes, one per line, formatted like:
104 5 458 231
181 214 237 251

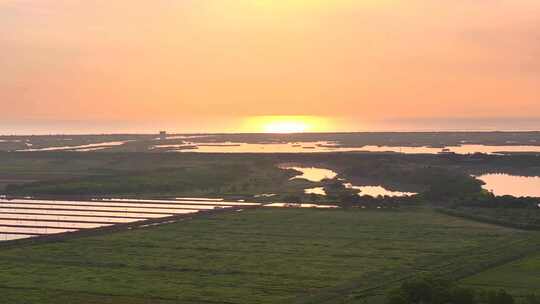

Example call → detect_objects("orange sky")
1 0 539 132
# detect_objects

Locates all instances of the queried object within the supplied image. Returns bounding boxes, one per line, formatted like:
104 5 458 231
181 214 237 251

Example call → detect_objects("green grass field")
448 207 540 230
1 208 539 304
461 252 540 296
4 151 536 199
0 153 315 198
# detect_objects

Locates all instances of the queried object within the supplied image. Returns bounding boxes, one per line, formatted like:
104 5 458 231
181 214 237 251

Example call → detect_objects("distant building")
159 131 167 140
438 148 456 156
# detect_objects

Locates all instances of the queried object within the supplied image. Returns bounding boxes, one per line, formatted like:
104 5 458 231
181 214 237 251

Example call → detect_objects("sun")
251 0 358 13
264 121 309 133
243 116 331 134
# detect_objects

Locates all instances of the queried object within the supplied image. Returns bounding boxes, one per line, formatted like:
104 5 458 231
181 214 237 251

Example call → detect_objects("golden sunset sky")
1 0 539 132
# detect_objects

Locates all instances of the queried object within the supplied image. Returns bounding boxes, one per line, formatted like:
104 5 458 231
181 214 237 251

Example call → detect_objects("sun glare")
251 0 358 12
264 121 309 133
244 116 331 133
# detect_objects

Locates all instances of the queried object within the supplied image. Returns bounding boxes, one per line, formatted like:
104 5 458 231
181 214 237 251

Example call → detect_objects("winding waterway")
282 166 416 198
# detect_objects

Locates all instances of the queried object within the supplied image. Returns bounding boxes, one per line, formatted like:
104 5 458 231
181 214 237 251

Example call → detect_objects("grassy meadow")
1 208 539 304
1 152 540 303
0 152 314 197
3 151 540 201
461 252 540 296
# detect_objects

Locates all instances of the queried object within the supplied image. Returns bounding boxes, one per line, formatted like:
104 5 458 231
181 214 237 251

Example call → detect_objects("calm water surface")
265 203 339 209
0 208 176 218
0 203 202 214
0 197 253 242
282 166 338 182
0 213 144 223
304 187 327 195
344 183 417 197
358 144 540 155
282 166 416 197
0 220 111 229
153 141 540 155
17 141 130 152
254 194 277 198
156 141 352 153
0 226 77 235
100 198 259 206
3 199 231 210
476 174 540 197
0 234 37 241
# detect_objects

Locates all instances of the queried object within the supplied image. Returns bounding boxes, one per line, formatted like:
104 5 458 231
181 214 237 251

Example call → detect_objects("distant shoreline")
2 130 540 137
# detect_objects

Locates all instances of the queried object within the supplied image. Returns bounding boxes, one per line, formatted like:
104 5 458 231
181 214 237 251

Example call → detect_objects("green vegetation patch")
439 207 540 231
3 155 310 197
0 208 538 304
461 252 540 296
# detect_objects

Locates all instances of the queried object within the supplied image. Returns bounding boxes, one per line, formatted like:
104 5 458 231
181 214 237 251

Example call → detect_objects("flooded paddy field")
0 208 538 303
264 203 339 209
0 198 259 242
101 198 259 206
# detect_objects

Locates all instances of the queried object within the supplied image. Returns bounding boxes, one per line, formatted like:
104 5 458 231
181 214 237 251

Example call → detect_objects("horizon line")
2 130 540 137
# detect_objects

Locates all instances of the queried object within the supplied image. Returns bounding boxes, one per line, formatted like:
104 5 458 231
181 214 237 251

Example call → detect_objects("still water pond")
17 141 130 152
304 187 327 195
356 144 540 155
155 141 540 155
476 174 540 197
344 184 417 197
282 166 338 182
283 166 416 197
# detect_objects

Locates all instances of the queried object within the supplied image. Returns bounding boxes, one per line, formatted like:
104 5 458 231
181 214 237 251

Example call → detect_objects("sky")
1 0 539 133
